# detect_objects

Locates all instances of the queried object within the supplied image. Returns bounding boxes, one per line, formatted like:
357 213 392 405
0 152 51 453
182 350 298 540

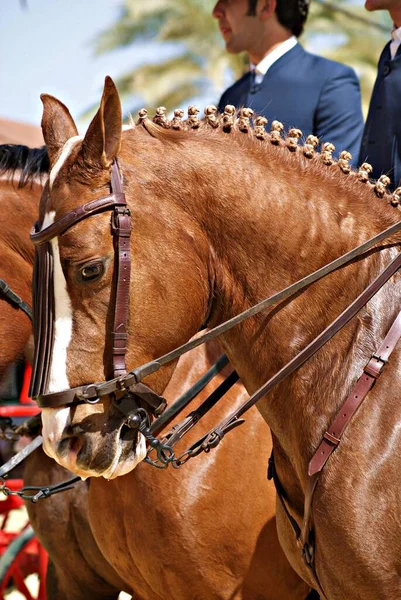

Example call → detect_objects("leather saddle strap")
267 452 302 539
308 307 401 476
297 307 401 597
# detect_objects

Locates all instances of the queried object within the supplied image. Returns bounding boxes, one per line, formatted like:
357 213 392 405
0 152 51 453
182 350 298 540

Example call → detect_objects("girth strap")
299 304 401 562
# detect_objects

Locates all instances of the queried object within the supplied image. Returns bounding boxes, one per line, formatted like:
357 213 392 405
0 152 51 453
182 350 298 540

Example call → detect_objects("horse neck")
169 138 401 485
0 179 41 266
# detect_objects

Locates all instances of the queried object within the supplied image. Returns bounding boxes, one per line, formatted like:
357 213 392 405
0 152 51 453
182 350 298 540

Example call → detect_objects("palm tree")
91 0 390 118
92 0 246 118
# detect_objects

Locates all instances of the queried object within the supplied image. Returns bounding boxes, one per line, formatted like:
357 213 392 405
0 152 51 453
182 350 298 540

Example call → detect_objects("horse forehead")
49 135 83 189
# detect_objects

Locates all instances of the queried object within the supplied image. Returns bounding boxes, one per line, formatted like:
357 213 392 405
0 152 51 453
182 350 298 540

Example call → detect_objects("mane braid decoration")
358 162 373 183
187 106 200 129
374 175 391 198
237 108 254 133
286 128 303 152
221 105 236 133
270 120 284 144
254 116 268 140
134 103 400 211
303 135 319 158
338 150 352 175
153 107 168 128
137 108 148 125
204 106 219 129
392 187 401 207
321 142 335 166
171 109 185 130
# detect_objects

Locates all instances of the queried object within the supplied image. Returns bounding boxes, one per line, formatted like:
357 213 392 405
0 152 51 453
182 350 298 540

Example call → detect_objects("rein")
0 279 32 320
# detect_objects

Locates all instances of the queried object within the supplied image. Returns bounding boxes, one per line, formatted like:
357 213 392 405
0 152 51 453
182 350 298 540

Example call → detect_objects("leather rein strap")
0 279 32 320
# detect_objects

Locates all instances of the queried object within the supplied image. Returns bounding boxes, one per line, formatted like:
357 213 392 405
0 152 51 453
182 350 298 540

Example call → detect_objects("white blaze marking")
40 211 73 457
49 135 83 189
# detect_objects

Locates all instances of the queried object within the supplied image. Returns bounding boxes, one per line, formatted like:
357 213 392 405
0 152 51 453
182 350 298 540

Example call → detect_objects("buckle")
76 384 100 404
364 354 387 379
323 431 340 446
111 207 131 233
372 354 387 367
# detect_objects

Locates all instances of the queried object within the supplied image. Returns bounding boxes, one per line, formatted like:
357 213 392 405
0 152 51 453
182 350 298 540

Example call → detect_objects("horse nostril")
57 435 84 459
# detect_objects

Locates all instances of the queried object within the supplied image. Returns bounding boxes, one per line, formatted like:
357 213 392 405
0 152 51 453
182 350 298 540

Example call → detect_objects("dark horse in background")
32 76 401 600
0 145 312 599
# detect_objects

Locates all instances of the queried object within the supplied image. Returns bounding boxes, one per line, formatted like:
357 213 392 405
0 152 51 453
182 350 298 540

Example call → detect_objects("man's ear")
259 0 276 20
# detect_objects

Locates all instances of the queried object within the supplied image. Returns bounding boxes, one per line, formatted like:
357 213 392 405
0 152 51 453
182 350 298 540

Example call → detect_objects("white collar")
390 24 401 59
391 24 401 42
251 36 298 77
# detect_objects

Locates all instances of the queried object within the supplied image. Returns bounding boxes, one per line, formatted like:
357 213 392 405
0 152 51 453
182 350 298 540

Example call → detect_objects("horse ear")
81 76 122 170
40 94 79 169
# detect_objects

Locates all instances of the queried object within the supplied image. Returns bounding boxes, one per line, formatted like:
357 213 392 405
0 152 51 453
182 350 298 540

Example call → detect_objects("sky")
0 0 163 130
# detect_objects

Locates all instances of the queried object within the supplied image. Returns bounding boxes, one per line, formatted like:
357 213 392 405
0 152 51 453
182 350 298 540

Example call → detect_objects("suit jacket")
218 43 364 164
359 42 401 189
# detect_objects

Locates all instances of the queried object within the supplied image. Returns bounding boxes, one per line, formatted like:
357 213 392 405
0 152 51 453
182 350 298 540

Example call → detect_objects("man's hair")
247 0 310 37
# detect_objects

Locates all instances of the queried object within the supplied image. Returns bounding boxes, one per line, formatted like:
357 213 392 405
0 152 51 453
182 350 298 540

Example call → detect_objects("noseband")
29 161 166 415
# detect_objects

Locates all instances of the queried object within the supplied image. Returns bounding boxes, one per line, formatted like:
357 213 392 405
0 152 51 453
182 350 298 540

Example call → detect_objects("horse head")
34 77 212 479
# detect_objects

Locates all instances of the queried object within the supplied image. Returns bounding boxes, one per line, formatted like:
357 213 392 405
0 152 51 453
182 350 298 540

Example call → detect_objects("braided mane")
126 105 401 211
0 144 49 188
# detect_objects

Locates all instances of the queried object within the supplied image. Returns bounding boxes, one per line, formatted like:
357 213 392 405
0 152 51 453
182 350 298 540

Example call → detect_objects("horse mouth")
53 423 146 479
119 423 138 443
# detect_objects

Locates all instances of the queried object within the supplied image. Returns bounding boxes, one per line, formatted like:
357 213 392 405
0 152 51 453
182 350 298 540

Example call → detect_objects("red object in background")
0 362 40 419
19 362 34 405
0 364 47 599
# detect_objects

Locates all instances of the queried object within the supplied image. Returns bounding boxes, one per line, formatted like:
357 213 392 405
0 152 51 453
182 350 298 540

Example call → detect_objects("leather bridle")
29 161 166 415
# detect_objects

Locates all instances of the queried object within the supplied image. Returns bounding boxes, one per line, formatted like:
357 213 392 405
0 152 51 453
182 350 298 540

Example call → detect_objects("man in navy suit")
359 0 401 189
212 0 364 162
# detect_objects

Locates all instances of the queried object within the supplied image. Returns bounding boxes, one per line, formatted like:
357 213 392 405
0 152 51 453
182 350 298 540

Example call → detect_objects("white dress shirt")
390 25 401 59
251 36 298 84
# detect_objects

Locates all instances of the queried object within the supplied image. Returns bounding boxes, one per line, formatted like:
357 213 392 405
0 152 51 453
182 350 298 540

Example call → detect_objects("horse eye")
79 261 105 282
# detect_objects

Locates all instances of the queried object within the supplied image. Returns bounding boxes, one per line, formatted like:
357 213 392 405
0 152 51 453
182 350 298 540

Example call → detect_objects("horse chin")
100 433 147 480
